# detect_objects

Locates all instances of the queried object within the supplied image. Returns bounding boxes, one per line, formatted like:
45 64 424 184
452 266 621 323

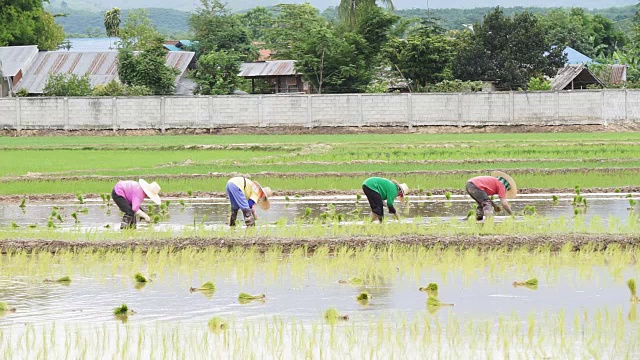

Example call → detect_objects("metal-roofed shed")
0 45 39 97
239 60 309 94
15 50 195 94
551 64 604 91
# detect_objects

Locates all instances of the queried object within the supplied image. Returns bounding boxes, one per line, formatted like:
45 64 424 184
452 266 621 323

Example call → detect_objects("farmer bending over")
226 177 272 227
465 171 516 221
112 179 161 229
362 177 408 223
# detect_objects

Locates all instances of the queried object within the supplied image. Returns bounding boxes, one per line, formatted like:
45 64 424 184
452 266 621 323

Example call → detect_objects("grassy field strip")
3 132 640 146
1 171 639 195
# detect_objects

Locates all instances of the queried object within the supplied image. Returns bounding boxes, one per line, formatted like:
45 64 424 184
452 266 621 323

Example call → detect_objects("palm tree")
104 8 121 49
338 0 394 28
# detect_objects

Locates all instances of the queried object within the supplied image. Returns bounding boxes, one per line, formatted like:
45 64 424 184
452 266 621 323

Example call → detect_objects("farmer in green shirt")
362 177 409 223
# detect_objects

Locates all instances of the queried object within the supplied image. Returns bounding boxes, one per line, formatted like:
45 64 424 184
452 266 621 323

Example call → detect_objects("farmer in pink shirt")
465 171 516 221
111 179 161 229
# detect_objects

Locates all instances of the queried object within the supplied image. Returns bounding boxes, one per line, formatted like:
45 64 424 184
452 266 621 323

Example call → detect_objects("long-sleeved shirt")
363 177 399 208
227 177 261 203
114 181 147 212
469 176 507 199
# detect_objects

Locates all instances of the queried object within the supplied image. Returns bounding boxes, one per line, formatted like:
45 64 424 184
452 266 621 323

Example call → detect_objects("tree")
118 9 163 50
0 0 64 50
104 7 121 40
189 0 255 60
338 0 394 28
193 50 242 95
117 37 179 95
384 19 456 90
43 74 92 96
267 4 327 60
240 7 274 42
453 8 565 90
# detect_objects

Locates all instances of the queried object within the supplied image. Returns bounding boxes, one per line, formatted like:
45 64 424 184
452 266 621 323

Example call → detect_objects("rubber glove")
135 210 151 222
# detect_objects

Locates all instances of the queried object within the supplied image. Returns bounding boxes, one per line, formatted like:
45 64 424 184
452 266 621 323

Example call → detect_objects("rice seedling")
338 277 364 285
445 192 452 200
628 198 637 211
522 205 537 216
10 222 18 229
419 283 439 297
513 278 539 290
615 188 622 193
187 190 193 197
47 219 56 229
465 209 475 220
179 200 185 208
44 276 71 284
238 293 266 302
324 308 349 324
56 214 63 222
78 207 89 214
551 195 559 205
356 292 370 304
0 302 16 313
285 195 290 202
100 194 106 203
76 193 84 204
627 279 640 303
113 304 135 316
207 317 227 333
190 282 215 293
427 296 454 314
426 191 433 196
18 198 26 208
152 215 161 224
71 212 78 223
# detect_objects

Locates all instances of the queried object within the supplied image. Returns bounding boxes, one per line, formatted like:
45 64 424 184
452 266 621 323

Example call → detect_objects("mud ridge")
2 234 640 253
0 186 638 203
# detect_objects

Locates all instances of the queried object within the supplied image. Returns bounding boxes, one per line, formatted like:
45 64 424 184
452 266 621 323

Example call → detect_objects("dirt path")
2 233 639 253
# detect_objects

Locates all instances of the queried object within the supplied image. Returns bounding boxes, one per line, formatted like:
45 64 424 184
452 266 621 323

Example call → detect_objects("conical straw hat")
139 179 161 205
491 171 517 199
253 181 272 211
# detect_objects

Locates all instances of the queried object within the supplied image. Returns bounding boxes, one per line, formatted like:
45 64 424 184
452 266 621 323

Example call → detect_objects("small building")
0 46 38 97
13 50 195 95
238 60 309 94
551 64 604 91
563 46 595 65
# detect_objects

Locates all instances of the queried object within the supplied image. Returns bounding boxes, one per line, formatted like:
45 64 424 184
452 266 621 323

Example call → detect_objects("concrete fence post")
407 93 413 129
160 96 166 132
112 97 118 132
15 97 21 131
625 90 629 122
258 95 264 127
358 94 364 126
555 91 560 122
63 97 69 130
509 92 514 124
601 91 607 127
457 93 462 124
208 96 214 129
306 95 313 128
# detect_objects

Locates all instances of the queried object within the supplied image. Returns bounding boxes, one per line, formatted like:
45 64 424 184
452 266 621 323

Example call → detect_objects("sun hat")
491 171 517 199
392 180 409 197
252 181 272 211
139 179 161 205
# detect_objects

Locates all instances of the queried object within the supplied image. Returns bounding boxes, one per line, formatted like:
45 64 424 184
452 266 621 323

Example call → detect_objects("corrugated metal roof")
563 46 595 65
16 50 194 94
551 64 604 91
0 46 39 77
238 60 298 77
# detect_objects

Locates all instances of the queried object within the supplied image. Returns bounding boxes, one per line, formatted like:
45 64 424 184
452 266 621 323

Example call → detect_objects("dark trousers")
363 184 384 218
112 189 137 229
465 181 494 220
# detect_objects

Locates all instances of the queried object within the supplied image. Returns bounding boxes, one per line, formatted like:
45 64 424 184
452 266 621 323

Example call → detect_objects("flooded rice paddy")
0 193 638 230
1 246 640 358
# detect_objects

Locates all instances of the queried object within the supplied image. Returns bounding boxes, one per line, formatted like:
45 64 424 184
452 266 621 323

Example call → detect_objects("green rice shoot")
134 273 148 283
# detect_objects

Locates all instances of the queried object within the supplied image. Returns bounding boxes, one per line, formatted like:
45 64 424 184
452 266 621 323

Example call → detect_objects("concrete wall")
1 90 638 130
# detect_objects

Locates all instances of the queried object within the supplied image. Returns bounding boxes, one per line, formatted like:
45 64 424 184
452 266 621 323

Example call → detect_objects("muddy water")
0 193 637 229
0 253 638 358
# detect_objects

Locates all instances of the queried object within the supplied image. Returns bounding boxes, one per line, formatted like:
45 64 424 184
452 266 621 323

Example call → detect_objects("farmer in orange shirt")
465 171 516 221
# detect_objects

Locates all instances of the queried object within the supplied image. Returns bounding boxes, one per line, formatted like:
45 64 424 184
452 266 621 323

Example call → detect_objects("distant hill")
47 0 636 12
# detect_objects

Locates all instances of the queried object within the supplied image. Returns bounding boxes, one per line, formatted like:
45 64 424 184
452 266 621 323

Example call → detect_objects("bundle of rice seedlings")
134 273 149 283
356 292 370 304
0 302 16 313
324 308 349 324
513 278 538 289
419 283 439 297
44 276 71 284
628 279 640 303
238 293 265 303
208 317 228 333
113 304 135 316
190 281 215 293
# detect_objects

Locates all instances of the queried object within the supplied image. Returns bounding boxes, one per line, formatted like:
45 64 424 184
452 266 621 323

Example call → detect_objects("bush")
15 88 30 97
426 79 484 93
526 77 552 91
43 74 92 96
92 80 153 96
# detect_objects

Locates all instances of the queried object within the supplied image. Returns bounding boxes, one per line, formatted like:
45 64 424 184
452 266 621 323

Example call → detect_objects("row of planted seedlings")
4 243 640 332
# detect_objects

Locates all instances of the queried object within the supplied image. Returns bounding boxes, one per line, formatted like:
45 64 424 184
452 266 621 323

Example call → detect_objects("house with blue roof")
563 46 595 65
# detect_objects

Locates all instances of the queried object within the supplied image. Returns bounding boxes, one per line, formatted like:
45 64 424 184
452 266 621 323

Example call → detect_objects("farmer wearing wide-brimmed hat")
226 177 272 227
465 171 516 221
111 179 161 229
362 177 409 223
